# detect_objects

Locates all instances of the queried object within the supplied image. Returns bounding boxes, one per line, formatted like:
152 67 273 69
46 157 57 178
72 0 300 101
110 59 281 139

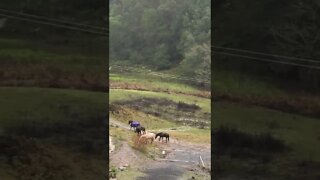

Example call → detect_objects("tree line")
110 0 211 83
213 0 320 91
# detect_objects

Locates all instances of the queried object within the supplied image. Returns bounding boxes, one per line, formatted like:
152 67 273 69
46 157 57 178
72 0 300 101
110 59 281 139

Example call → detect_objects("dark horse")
135 126 146 136
155 132 170 143
128 120 140 130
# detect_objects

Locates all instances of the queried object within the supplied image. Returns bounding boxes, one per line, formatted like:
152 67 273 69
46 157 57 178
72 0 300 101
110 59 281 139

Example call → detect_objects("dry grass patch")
170 128 211 144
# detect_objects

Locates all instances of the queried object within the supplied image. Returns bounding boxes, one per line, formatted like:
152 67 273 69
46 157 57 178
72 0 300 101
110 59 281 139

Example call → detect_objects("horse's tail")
168 135 169 141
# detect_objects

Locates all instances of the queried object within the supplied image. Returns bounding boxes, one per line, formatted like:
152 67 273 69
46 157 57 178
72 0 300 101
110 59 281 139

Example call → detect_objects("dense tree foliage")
110 0 211 81
213 0 320 91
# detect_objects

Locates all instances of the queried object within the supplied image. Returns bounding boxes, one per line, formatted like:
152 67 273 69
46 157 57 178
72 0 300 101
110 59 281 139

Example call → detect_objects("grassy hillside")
109 73 211 146
0 87 107 179
110 89 211 144
0 1 108 179
214 68 320 118
0 37 107 90
213 69 320 179
214 101 320 160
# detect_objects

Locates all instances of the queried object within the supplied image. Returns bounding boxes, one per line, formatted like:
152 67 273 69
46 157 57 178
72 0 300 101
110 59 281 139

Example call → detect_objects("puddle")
136 164 184 180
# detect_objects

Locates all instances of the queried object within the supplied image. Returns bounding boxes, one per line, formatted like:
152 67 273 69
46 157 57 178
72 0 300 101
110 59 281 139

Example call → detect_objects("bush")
109 166 117 179
177 101 200 112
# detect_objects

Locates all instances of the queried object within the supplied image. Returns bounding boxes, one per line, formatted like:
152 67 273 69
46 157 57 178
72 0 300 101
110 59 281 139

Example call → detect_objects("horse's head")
128 120 133 124
155 133 160 138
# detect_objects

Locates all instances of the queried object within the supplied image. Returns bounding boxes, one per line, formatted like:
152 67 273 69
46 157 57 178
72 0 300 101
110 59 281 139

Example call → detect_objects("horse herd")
129 120 170 144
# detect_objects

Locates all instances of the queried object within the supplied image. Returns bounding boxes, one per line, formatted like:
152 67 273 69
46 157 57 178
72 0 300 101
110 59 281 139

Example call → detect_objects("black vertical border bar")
106 0 110 178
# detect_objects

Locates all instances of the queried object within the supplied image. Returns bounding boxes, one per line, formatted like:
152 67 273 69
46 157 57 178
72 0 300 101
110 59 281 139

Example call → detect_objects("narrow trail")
109 136 115 153
109 118 211 180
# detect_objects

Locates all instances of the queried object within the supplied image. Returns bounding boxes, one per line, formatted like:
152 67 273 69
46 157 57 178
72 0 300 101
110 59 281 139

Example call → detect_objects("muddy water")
136 142 211 180
159 140 211 168
137 164 184 180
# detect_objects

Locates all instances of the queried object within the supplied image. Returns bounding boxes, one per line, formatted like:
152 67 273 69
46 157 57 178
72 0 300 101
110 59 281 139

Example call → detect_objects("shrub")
109 166 117 178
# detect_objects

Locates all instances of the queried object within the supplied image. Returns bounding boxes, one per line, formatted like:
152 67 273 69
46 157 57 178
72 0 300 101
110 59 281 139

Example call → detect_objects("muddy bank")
214 92 320 118
111 97 211 128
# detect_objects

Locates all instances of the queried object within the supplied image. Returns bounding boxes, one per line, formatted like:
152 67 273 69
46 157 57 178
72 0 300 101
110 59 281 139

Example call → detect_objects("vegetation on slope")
0 37 107 91
0 1 108 179
0 87 107 179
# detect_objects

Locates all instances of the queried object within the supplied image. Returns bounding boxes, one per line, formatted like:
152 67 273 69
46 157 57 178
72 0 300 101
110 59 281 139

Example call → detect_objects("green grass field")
0 37 107 90
214 101 320 161
0 87 107 179
110 73 208 95
109 84 211 144
211 69 320 178
214 69 320 118
0 87 107 129
214 69 284 97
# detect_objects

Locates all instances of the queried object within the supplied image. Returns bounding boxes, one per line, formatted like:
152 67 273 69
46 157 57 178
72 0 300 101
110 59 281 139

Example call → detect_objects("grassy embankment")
0 37 107 90
213 68 320 179
109 83 211 144
0 37 108 179
110 72 210 98
214 69 320 117
0 87 107 180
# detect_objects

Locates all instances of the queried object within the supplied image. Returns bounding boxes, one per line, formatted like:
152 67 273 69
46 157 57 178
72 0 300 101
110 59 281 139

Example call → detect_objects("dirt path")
109 136 115 153
110 139 143 168
109 118 211 179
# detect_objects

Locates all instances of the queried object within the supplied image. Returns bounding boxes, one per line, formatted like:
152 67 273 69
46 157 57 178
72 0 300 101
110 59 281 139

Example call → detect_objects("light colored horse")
138 133 155 144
